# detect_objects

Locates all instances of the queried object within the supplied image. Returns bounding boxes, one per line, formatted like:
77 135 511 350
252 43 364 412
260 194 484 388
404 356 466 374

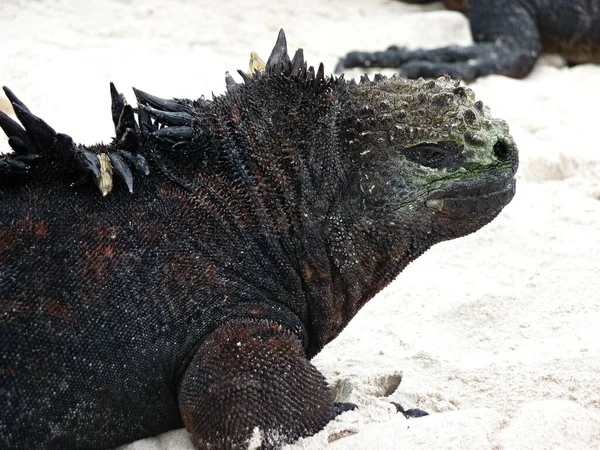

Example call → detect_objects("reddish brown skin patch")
0 228 17 261
81 224 120 286
157 183 194 211
3 218 49 245
303 264 314 281
43 298 72 321
204 264 217 284
103 243 115 260
84 248 114 285
35 221 48 238
250 304 267 315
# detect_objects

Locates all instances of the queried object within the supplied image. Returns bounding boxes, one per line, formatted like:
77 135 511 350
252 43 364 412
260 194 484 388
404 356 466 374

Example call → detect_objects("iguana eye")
402 141 465 170
421 146 444 161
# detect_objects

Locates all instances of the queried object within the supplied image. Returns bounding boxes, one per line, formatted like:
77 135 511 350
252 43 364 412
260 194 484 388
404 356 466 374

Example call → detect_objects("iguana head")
339 74 517 244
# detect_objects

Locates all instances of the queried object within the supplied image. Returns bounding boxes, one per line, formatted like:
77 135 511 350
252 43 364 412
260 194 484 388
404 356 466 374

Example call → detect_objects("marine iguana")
336 0 600 80
0 29 518 449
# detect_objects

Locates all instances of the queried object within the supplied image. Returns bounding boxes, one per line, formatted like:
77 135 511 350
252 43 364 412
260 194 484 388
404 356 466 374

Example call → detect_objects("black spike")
307 66 315 81
237 70 252 84
265 28 291 75
132 87 189 113
109 82 126 129
117 150 149 175
153 126 193 143
15 154 39 163
80 149 101 179
0 158 8 174
299 62 308 79
118 128 140 151
117 105 137 135
12 103 57 152
140 104 193 127
360 74 370 84
290 49 305 77
0 157 29 174
7 137 33 156
51 133 109 188
108 152 134 193
225 71 236 87
136 105 155 134
116 104 138 138
316 63 325 81
52 133 76 158
2 86 30 113
171 141 189 150
0 110 31 152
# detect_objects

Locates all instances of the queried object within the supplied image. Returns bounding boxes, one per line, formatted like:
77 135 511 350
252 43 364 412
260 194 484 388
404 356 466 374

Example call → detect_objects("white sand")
2 1 599 449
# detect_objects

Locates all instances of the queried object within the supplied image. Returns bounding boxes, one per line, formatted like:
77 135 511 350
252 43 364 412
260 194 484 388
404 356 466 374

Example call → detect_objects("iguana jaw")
425 176 516 217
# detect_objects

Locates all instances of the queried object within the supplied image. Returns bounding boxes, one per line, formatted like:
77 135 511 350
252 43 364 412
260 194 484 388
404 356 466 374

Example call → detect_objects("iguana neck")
300 206 422 357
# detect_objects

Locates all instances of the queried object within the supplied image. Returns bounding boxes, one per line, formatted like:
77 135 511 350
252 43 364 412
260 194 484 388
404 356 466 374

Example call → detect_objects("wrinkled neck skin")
316 201 423 355
304 85 436 355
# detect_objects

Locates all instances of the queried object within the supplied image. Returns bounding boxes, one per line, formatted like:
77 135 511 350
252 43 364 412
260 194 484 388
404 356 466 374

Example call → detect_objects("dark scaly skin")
0 30 518 449
336 0 600 80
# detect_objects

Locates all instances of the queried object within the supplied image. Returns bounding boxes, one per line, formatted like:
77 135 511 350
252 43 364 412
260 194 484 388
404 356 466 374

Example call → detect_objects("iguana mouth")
426 177 516 216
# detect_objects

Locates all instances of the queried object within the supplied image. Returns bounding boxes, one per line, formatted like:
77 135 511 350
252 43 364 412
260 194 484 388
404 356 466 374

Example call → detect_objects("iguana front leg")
178 320 334 449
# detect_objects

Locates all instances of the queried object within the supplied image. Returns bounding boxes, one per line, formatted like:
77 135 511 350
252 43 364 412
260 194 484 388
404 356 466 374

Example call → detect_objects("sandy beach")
1 0 599 448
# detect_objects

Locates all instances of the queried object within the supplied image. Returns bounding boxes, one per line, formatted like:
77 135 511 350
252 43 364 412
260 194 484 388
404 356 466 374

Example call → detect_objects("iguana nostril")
493 139 510 160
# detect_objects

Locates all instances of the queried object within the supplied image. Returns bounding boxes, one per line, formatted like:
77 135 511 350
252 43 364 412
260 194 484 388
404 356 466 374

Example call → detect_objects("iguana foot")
178 320 334 449
332 402 358 417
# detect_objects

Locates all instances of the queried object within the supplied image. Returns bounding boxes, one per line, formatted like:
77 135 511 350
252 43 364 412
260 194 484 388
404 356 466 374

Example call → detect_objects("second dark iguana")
336 0 600 80
0 30 518 449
